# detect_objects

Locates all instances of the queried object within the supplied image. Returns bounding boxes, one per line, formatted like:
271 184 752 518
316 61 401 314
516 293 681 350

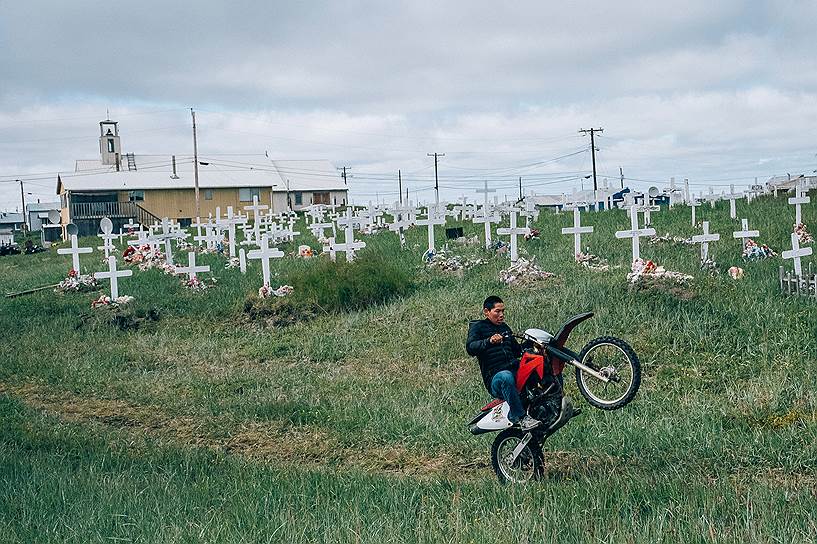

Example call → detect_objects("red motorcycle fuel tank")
516 352 566 391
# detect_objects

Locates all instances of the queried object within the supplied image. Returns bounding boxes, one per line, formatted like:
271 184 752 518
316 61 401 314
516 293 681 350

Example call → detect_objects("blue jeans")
490 370 526 423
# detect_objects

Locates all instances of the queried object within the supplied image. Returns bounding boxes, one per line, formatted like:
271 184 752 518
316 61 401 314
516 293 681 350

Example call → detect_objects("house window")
107 138 115 153
239 187 261 202
204 189 214 201
128 190 145 202
313 192 330 205
294 192 303 205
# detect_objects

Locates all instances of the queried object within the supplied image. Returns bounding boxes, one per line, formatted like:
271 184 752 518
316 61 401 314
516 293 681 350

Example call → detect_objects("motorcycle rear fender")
468 401 513 435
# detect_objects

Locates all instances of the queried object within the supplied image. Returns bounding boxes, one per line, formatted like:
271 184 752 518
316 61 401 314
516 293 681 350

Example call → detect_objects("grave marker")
247 234 284 287
732 218 760 250
615 205 656 262
175 251 211 281
691 221 720 261
782 232 813 277
94 256 132 299
561 208 593 258
497 209 531 263
57 233 93 272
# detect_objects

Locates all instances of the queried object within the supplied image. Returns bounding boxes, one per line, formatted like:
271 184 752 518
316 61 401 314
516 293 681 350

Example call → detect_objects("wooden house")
57 120 349 236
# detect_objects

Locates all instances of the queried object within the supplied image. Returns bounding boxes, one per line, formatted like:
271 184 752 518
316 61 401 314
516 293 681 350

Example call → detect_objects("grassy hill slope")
1 193 816 543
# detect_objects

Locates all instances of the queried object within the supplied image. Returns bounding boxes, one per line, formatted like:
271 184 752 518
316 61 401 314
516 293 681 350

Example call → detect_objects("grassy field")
2 193 817 543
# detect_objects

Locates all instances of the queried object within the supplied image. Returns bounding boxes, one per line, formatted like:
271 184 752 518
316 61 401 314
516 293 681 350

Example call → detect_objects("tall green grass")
1 193 817 542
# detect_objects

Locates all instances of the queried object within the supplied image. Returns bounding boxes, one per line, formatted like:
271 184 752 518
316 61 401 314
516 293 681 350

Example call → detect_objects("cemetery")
2 178 817 541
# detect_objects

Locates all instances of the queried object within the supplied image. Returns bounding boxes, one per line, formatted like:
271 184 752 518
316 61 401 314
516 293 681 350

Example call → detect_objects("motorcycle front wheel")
575 336 641 410
490 428 544 484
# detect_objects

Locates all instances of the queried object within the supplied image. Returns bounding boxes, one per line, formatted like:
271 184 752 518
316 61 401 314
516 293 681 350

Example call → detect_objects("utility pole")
19 180 27 233
398 170 403 205
619 166 624 189
518 177 523 201
339 166 351 185
427 152 445 206
579 128 603 192
191 108 201 220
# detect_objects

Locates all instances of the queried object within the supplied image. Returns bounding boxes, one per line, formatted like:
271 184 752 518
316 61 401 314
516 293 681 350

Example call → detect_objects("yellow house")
57 120 349 236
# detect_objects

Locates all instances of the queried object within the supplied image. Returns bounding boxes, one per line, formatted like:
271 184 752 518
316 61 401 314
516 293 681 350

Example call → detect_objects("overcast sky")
1 1 816 210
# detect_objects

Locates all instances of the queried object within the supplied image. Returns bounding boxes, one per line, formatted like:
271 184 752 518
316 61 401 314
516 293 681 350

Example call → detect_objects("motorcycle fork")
509 432 533 464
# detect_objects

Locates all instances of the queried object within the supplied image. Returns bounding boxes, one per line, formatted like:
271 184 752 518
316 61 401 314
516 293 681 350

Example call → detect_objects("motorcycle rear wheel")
491 428 544 484
575 336 641 410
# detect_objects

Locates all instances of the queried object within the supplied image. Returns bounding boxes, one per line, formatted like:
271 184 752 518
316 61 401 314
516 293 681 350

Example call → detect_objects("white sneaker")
517 415 541 431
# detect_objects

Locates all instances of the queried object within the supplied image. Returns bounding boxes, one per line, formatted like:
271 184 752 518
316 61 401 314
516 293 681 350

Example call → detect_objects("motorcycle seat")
480 398 504 411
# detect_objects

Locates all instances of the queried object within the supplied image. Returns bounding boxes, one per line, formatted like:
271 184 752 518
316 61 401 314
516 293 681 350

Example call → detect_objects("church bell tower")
99 119 121 169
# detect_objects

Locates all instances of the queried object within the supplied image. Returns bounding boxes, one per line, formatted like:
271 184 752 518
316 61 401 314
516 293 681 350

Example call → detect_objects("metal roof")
58 157 347 193
0 212 24 223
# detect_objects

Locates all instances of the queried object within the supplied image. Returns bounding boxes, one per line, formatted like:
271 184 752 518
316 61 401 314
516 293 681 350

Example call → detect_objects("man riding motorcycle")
466 295 541 431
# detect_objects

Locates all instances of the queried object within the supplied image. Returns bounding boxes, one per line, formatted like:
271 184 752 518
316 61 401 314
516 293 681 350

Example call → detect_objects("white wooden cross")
97 218 118 259
476 180 496 213
732 218 760 251
472 204 501 250
247 234 284 287
561 208 593 258
789 181 810 226
387 202 415 250
243 195 269 246
309 221 334 240
497 209 531 263
57 234 93 273
683 179 691 205
691 221 720 261
238 248 247 274
706 186 718 209
175 251 211 281
332 208 367 262
726 184 743 219
94 256 132 299
688 197 700 227
415 210 446 253
220 206 245 258
615 205 656 262
782 232 813 277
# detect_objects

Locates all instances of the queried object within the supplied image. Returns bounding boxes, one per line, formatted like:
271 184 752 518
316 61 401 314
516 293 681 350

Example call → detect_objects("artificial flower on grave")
91 294 134 308
700 258 719 275
453 235 481 247
258 284 294 299
524 228 541 241
55 269 98 293
626 258 693 285
297 245 314 258
499 257 555 286
182 276 210 291
742 239 777 260
225 257 241 269
728 266 744 280
794 223 814 244
575 251 610 272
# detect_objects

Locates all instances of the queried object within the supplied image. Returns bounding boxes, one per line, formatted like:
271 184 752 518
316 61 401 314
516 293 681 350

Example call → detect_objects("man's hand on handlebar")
489 333 504 344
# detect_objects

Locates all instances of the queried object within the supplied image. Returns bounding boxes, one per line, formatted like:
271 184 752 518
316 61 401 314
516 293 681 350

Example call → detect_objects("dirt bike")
467 312 641 484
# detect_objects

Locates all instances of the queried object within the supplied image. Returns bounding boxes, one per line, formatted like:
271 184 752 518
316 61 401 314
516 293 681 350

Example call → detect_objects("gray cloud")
1 1 816 208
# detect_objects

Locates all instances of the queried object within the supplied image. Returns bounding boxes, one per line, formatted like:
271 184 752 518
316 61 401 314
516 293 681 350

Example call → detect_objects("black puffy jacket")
466 319 523 392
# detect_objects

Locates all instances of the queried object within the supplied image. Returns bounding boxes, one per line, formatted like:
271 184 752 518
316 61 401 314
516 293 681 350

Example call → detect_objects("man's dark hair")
483 295 504 310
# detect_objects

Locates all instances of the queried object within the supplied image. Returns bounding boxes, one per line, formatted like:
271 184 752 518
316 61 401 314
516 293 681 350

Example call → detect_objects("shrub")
287 254 413 312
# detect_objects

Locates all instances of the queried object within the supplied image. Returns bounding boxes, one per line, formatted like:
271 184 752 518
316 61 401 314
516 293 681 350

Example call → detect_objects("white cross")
175 251 211 281
97 232 118 259
57 234 93 273
561 208 594 258
497 210 531 263
472 204 501 250
415 211 446 253
332 208 367 262
309 222 334 240
782 232 813 277
732 218 760 250
706 186 718 209
615 205 656 262
726 184 743 219
684 179 691 205
244 195 269 246
388 202 415 249
691 221 720 261
247 234 284 287
94 256 132 299
688 198 700 227
789 182 810 226
476 180 496 211
220 206 246 258
238 248 247 274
